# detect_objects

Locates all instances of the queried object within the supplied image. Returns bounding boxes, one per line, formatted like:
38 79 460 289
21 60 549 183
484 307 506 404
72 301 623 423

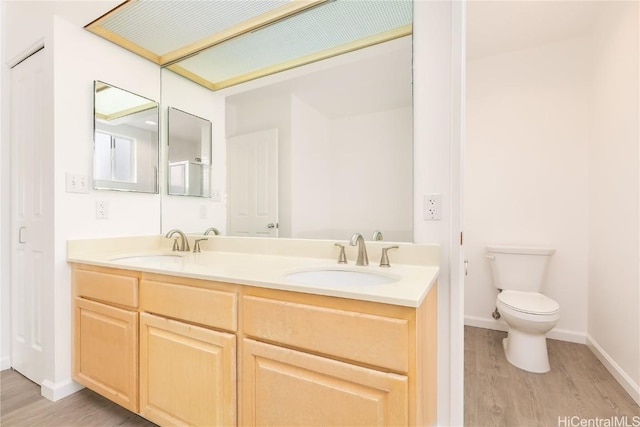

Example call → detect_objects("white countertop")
67 236 440 308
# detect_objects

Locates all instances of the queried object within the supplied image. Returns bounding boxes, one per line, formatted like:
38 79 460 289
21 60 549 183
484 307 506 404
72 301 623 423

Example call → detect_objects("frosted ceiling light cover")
175 0 412 86
99 0 291 56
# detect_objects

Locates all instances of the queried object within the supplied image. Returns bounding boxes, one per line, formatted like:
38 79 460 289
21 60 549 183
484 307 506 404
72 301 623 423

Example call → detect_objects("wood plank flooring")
2 327 639 426
0 370 155 427
465 326 640 427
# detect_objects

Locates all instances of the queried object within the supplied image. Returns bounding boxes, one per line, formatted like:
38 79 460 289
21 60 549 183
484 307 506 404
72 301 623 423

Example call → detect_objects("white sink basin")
111 254 185 264
285 269 397 286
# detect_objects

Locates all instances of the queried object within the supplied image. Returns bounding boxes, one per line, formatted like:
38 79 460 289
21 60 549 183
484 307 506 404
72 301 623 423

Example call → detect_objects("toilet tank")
486 245 555 292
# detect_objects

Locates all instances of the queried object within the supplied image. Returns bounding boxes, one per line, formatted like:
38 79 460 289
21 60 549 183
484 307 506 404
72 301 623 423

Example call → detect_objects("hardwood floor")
465 326 640 427
0 370 155 427
2 328 639 427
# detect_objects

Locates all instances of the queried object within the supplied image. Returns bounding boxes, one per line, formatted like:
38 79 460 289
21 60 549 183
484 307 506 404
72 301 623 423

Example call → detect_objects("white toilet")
486 245 560 373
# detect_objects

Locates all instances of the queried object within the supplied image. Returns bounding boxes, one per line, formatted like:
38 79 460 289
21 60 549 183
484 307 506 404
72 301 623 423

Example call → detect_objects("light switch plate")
65 173 89 194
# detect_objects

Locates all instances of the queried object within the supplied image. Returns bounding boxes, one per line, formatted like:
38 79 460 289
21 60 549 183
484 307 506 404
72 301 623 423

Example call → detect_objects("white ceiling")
466 1 605 59
53 0 124 27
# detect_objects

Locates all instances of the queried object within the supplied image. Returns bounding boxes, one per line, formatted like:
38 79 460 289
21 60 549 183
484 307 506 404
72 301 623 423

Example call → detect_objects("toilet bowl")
486 245 559 373
496 290 559 373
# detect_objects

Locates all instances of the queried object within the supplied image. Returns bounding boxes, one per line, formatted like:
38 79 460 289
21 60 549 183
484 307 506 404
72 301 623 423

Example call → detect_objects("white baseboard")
464 315 587 344
587 335 640 406
464 315 508 332
0 356 10 371
41 378 84 402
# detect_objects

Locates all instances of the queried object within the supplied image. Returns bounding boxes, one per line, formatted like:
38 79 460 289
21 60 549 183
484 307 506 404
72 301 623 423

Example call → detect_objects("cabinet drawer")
140 280 237 332
243 338 408 427
243 295 409 372
74 269 138 308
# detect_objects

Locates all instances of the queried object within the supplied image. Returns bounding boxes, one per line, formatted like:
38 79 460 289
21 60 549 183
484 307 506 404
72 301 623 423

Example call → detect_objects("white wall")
588 1 640 403
291 98 412 241
226 63 412 242
327 106 413 242
464 37 591 342
413 1 464 424
290 95 332 238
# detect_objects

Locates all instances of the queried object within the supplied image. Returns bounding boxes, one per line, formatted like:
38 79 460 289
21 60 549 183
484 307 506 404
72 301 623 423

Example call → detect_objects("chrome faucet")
349 233 369 266
372 230 383 241
165 229 190 252
204 227 220 236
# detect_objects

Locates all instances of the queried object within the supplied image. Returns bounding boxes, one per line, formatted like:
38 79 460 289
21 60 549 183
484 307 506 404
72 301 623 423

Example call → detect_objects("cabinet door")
243 339 408 426
73 297 138 411
139 313 236 427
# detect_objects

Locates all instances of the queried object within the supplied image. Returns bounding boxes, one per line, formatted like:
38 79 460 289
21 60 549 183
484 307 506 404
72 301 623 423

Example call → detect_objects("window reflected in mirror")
167 107 212 197
93 81 159 193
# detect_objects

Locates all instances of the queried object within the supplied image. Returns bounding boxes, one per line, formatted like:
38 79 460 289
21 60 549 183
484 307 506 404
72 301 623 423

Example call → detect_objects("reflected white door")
11 49 48 384
227 129 278 237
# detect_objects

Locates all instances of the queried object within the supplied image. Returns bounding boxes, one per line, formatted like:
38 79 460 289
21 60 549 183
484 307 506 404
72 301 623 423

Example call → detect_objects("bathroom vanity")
68 236 439 426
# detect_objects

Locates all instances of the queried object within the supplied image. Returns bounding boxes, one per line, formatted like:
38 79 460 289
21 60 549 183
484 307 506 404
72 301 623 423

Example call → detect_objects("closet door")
10 48 50 384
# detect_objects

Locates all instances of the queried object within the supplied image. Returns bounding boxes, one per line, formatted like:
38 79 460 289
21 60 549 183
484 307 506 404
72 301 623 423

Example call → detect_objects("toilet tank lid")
486 245 555 255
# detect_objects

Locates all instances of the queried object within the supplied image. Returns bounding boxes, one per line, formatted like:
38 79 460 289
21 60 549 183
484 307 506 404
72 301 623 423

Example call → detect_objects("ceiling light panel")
92 0 291 59
173 0 412 88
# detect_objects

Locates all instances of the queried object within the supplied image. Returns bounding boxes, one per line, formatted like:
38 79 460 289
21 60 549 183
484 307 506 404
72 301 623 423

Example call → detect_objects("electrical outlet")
199 205 208 219
423 193 442 220
96 200 109 219
210 189 221 202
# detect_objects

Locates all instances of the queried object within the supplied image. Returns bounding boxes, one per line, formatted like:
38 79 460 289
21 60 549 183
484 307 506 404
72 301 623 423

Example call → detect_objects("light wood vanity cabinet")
72 266 139 412
137 276 238 427
241 287 437 426
72 264 437 426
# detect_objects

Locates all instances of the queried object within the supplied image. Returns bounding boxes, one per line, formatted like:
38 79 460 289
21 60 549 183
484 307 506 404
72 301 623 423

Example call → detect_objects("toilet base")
502 329 550 373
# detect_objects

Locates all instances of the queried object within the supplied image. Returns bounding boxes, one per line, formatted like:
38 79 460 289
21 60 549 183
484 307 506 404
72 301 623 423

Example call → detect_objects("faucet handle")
379 245 399 268
334 243 348 264
193 238 208 253
372 230 383 241
171 237 180 252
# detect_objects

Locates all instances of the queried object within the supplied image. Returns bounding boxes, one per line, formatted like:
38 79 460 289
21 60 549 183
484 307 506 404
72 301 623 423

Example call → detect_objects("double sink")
111 253 398 286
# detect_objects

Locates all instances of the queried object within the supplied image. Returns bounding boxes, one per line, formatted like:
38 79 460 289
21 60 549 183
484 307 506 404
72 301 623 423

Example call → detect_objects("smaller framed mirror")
167 107 212 197
93 81 159 193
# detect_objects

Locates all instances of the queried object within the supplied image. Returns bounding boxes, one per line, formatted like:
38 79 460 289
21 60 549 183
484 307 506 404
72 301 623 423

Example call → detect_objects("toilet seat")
498 290 559 315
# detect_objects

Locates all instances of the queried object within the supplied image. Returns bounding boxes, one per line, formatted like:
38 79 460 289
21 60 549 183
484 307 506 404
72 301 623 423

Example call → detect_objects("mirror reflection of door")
167 107 212 197
227 129 278 237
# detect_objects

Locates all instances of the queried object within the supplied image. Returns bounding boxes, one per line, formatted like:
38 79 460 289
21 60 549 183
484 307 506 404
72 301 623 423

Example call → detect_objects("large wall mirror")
167 107 212 197
93 81 159 193
160 35 413 241
90 0 415 240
